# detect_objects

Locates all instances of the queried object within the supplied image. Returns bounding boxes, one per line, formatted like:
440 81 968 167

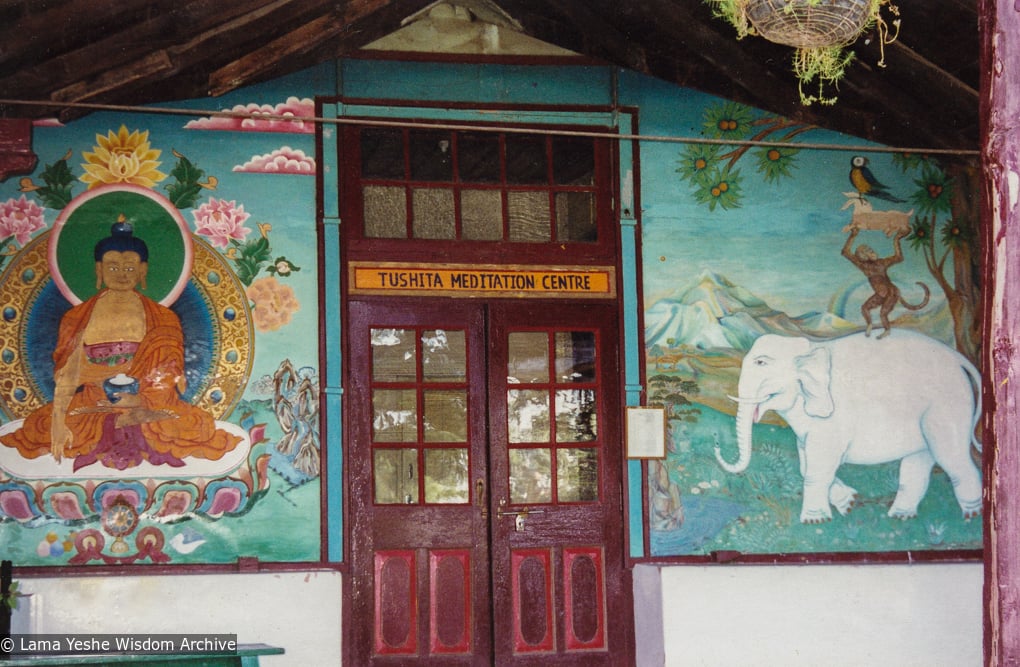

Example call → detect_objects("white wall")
11 571 342 666
648 562 983 667
10 564 981 665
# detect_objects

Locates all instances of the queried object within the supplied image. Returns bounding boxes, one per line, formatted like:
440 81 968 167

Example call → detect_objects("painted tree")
897 155 982 362
676 101 814 210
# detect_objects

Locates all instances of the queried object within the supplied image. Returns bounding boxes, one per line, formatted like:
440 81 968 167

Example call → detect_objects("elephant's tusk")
727 394 767 405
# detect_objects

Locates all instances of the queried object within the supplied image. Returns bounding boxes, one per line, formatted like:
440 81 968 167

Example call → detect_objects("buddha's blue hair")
94 221 149 262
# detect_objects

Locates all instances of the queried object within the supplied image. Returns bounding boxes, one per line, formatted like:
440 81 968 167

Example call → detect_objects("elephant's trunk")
717 401 754 473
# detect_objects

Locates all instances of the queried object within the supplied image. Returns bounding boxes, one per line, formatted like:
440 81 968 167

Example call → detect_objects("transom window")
342 123 615 262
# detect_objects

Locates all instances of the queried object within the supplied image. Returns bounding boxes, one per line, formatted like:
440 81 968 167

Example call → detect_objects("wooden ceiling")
0 0 979 155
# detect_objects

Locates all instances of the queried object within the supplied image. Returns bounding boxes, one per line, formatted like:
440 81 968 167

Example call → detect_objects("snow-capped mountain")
645 271 857 352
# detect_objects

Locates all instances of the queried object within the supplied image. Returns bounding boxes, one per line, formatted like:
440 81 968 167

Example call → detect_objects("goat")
841 193 914 237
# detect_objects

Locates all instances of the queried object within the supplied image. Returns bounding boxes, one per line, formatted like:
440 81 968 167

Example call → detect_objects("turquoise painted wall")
0 58 980 566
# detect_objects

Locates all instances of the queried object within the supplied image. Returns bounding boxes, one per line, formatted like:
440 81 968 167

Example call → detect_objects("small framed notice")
626 407 666 459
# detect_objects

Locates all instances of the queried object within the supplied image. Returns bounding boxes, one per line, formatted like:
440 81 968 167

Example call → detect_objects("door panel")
488 302 626 665
347 300 631 665
349 301 491 665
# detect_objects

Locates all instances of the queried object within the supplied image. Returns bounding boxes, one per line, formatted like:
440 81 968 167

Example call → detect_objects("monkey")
841 226 930 339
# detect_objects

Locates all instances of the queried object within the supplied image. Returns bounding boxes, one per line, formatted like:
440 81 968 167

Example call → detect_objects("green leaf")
166 154 207 210
38 157 76 209
166 182 203 210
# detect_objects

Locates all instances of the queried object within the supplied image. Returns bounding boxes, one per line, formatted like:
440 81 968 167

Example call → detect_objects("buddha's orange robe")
1 290 241 463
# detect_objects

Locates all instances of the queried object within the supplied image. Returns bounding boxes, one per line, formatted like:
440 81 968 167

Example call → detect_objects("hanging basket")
743 0 875 48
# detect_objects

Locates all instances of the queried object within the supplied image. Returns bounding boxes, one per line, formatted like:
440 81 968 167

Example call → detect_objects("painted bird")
849 156 904 203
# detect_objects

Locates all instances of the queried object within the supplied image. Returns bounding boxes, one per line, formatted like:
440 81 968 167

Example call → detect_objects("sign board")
349 262 617 299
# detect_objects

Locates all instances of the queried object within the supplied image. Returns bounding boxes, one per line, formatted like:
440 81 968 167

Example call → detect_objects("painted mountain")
644 270 859 353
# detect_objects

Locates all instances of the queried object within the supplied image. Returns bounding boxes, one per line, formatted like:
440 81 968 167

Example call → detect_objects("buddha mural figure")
0 220 241 471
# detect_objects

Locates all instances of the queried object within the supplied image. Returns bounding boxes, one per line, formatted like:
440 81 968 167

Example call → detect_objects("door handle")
496 504 545 532
475 479 487 518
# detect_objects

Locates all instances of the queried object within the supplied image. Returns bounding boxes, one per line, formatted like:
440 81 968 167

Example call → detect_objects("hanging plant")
706 0 900 105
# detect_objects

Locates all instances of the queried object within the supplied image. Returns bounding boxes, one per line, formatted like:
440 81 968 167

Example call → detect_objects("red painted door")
347 299 632 665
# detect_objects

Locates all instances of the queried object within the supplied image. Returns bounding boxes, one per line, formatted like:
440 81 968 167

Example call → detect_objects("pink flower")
192 198 252 248
0 195 46 246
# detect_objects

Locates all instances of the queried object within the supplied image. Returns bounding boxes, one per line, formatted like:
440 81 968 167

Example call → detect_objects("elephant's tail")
963 357 983 453
898 282 931 311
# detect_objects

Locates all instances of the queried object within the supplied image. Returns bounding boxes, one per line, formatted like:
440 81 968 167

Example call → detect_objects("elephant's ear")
796 347 833 418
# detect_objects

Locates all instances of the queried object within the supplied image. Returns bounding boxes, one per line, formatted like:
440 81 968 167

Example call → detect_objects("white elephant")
717 329 982 523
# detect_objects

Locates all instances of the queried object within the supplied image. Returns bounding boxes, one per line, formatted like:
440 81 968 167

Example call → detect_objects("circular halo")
48 184 194 306
0 231 252 421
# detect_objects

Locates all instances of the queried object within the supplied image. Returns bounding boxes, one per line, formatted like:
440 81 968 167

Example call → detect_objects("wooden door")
346 299 632 665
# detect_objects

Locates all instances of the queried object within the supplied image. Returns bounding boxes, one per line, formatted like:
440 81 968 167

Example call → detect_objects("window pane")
375 448 418 504
461 189 503 240
459 132 501 183
373 389 418 442
424 448 469 503
557 448 599 502
423 390 467 442
410 130 453 181
555 389 597 442
412 187 456 239
509 448 552 503
554 331 596 382
363 185 407 238
506 135 547 184
555 191 596 242
508 191 550 242
552 137 595 185
372 328 416 382
508 332 549 384
508 389 550 443
422 329 466 382
361 128 405 179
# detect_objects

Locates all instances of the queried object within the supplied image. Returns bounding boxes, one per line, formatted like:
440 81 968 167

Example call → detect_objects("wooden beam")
208 13 346 96
0 0 167 74
51 50 176 104
512 0 650 73
206 0 434 96
984 0 1020 660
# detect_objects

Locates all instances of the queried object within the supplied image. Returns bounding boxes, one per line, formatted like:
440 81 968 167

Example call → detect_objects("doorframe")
317 97 644 663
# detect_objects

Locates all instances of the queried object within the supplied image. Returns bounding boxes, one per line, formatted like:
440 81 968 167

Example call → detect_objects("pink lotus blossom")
192 198 252 248
0 195 46 246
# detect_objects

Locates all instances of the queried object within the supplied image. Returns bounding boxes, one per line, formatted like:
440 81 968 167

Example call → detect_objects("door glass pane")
555 192 596 242
375 448 419 504
424 390 467 442
361 128 405 179
507 389 550 443
458 132 501 183
461 189 503 240
372 328 416 382
410 130 453 181
508 191 550 241
363 185 407 238
424 448 469 503
508 332 549 384
557 448 599 502
412 187 455 239
555 389 597 442
555 331 596 382
373 389 418 442
505 135 547 184
422 329 466 382
552 137 595 185
509 448 552 503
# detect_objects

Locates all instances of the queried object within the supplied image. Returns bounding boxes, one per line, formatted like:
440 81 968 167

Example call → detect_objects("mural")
644 100 982 556
0 86 322 565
